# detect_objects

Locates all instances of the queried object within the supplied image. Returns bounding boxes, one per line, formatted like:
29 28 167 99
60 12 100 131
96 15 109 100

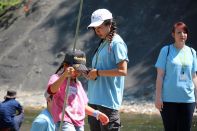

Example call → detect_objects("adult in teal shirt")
155 22 197 131
31 92 55 131
87 9 129 131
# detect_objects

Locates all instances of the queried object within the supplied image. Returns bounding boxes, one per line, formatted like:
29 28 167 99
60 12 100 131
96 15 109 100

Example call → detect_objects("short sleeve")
47 74 59 94
113 42 129 64
30 120 48 131
191 48 197 72
155 46 169 71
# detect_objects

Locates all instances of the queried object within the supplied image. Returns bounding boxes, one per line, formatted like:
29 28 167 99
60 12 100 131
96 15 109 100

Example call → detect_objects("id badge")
180 74 187 81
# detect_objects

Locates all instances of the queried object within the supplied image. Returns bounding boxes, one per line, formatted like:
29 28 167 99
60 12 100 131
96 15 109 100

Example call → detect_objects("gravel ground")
1 90 196 115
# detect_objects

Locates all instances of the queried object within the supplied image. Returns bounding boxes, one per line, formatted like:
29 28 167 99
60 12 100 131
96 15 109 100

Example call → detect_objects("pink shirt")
47 74 88 127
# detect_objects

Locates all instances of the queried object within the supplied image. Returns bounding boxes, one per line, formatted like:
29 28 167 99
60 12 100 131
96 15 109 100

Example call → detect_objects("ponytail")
55 63 64 74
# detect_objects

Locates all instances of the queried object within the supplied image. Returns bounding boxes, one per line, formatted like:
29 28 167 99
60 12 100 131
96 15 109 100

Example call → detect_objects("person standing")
30 92 55 131
47 50 109 131
0 90 24 131
155 22 197 131
87 9 129 131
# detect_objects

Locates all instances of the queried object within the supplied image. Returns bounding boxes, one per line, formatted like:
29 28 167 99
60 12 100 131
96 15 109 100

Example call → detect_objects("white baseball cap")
88 9 113 28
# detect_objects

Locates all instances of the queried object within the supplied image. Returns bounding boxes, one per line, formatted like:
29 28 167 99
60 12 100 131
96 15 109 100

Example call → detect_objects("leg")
178 103 195 131
160 102 178 131
98 106 121 131
13 112 24 131
88 104 101 131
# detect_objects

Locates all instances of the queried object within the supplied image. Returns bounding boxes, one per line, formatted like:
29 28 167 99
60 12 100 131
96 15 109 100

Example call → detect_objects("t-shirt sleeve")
191 48 197 72
155 46 168 71
30 120 48 131
113 42 129 64
47 74 59 94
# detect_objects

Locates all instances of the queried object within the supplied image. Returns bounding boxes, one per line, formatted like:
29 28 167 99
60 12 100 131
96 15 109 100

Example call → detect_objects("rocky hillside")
0 0 197 102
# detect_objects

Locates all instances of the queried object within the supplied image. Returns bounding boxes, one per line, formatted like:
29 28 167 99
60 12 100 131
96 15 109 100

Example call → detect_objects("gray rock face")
0 0 197 101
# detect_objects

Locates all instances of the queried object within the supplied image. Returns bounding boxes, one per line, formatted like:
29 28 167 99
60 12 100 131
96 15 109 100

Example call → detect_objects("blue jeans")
55 121 84 131
10 112 24 131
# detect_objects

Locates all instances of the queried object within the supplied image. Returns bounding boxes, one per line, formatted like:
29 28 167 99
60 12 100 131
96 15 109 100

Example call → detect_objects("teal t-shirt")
31 109 55 131
88 34 129 110
155 44 197 103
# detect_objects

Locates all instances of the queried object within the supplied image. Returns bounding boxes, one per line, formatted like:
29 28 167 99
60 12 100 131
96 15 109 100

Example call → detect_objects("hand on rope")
63 66 76 78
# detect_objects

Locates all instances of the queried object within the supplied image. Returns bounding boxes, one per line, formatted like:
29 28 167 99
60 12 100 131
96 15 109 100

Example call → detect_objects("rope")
59 77 71 131
73 0 83 51
59 0 83 130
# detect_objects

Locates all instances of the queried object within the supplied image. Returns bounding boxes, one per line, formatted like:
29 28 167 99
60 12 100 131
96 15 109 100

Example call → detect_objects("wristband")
96 70 99 76
93 110 100 120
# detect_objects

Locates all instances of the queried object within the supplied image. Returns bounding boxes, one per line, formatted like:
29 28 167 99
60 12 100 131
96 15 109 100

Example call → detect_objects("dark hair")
55 63 64 74
103 19 117 43
93 19 117 55
49 95 53 100
172 22 188 35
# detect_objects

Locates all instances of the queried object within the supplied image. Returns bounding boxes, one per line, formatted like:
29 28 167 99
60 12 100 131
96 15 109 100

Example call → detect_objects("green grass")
21 109 197 131
0 0 22 13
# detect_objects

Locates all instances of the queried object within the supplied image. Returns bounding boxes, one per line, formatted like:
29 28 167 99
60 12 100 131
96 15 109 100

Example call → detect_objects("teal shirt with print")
88 34 129 110
155 44 197 103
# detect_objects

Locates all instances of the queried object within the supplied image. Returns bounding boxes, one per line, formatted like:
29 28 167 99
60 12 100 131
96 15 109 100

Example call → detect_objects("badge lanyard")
179 48 187 74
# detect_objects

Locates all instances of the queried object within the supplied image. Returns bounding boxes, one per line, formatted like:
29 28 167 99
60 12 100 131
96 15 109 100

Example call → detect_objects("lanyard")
178 48 187 67
178 47 187 74
94 41 106 68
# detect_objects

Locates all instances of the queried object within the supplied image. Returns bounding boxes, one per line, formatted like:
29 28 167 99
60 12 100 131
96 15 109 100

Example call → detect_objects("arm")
88 60 127 80
155 68 165 111
49 67 74 94
85 105 109 125
16 101 24 115
192 73 197 107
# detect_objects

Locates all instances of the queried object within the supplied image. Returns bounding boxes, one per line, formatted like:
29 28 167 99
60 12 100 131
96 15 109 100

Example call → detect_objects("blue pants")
88 104 121 131
160 102 195 131
11 112 24 131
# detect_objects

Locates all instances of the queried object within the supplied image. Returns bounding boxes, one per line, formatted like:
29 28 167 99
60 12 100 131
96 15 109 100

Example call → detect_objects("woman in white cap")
87 9 129 131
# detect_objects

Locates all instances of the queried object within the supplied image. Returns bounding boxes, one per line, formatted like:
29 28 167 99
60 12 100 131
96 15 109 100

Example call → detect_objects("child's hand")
64 67 75 77
98 112 109 125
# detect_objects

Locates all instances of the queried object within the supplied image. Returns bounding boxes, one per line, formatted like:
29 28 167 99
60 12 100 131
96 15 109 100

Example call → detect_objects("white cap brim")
88 20 104 28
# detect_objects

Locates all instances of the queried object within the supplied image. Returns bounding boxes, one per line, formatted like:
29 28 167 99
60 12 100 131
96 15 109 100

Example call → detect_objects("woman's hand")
87 69 97 80
155 97 163 111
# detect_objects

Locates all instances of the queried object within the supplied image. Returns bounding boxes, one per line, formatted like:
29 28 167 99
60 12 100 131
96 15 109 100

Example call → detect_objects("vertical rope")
59 0 83 130
59 77 71 131
73 0 83 51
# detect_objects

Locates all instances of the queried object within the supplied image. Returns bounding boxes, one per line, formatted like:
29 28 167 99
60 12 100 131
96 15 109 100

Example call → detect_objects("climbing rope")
59 0 84 130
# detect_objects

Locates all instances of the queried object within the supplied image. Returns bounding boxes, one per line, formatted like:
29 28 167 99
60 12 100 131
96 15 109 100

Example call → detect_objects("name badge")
180 74 187 81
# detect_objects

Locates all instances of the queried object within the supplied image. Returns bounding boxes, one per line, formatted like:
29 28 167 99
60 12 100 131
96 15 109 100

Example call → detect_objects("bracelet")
96 70 99 77
93 110 100 120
